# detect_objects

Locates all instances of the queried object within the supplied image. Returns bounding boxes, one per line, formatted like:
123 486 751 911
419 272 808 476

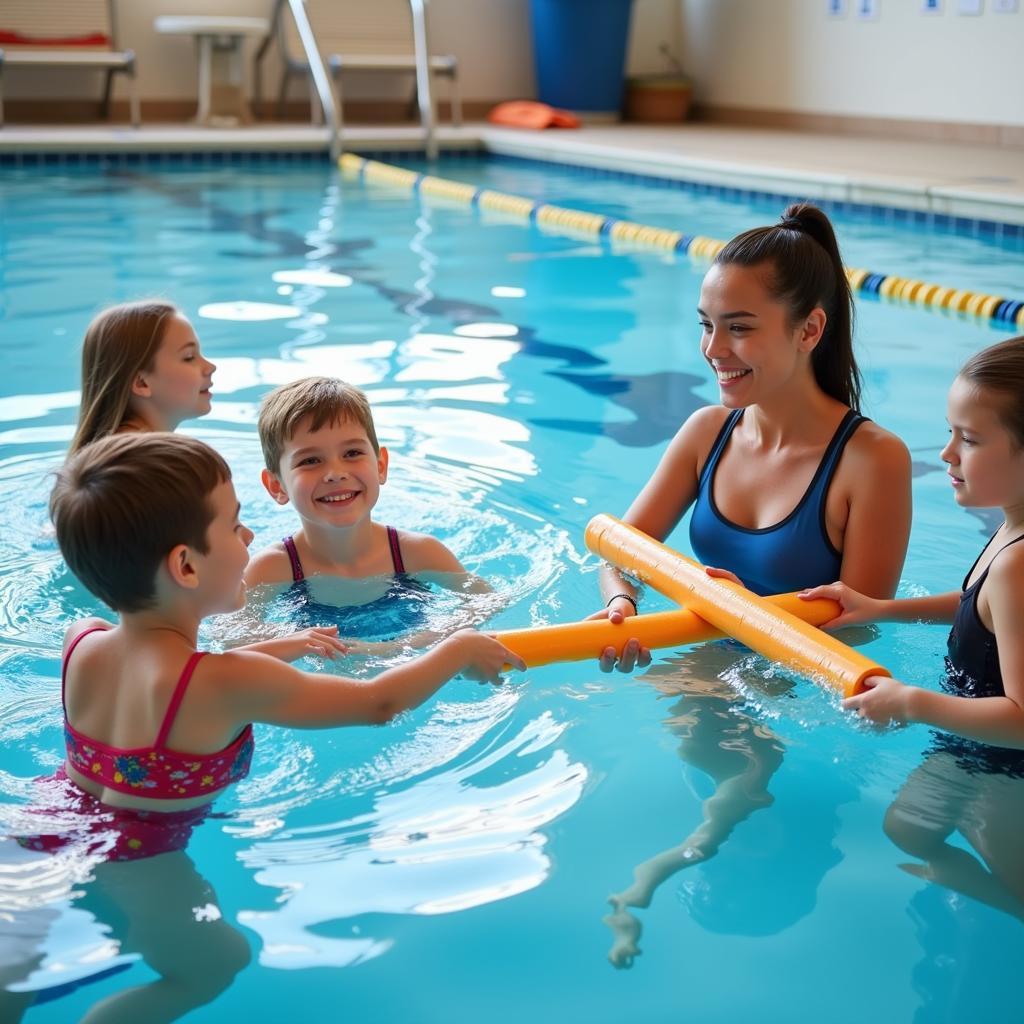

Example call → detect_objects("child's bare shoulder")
394 529 465 573
244 540 295 586
989 539 1024 589
63 616 114 652
194 646 290 696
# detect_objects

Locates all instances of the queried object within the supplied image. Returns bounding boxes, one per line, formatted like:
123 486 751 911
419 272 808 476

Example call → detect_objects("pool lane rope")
339 153 1024 331
493 514 888 699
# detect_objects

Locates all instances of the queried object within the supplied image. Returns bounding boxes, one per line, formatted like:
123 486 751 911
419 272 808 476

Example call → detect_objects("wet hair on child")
258 376 380 473
69 299 181 457
50 432 230 612
958 335 1024 448
714 203 860 411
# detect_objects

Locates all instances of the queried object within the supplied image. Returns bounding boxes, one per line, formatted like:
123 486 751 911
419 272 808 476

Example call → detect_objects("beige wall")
4 0 679 104
7 0 1017 130
678 0 1024 127
3 0 529 102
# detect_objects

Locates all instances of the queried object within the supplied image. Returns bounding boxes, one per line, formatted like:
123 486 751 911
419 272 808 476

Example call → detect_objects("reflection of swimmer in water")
884 751 1024 923
0 825 249 1024
603 648 855 967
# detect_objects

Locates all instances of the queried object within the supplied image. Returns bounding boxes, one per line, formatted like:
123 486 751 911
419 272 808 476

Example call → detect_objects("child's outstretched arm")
840 553 1024 747
798 582 961 630
215 629 525 729
236 626 350 663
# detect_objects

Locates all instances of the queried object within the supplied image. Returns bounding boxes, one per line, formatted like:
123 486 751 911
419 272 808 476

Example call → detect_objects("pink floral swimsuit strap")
62 627 254 799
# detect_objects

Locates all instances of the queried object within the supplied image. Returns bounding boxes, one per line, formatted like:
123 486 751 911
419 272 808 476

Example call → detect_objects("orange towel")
487 101 580 130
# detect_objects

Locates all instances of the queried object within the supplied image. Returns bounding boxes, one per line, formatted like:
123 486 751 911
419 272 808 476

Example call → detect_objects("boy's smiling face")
261 415 388 527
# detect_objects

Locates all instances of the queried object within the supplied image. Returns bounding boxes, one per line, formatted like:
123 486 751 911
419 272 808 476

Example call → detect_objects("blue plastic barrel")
529 0 634 118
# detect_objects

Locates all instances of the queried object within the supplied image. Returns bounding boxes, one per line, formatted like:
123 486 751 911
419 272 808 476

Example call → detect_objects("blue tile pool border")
1 144 1021 243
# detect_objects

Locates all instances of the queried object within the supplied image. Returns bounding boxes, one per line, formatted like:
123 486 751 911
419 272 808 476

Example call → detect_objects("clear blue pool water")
1 153 1023 1022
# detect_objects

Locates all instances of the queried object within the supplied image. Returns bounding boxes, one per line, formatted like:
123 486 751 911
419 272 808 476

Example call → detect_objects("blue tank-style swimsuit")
932 532 1024 777
688 408 865 596
277 527 431 640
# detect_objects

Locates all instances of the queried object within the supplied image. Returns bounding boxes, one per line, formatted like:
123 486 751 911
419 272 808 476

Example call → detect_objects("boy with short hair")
246 376 483 591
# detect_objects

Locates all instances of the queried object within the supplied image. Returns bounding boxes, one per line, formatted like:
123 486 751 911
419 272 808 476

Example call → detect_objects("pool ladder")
269 0 437 161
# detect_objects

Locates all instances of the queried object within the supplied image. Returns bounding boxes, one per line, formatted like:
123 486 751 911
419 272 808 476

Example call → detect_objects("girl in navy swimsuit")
803 337 1024 914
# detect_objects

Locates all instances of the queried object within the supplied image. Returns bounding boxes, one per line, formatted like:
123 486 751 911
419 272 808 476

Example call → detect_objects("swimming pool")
1 152 1022 1022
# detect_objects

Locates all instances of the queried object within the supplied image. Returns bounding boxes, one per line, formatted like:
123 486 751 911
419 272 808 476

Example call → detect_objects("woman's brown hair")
68 300 179 457
714 203 861 411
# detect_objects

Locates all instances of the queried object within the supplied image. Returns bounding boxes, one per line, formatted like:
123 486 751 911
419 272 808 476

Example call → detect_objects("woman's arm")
598 407 727 614
834 427 912 600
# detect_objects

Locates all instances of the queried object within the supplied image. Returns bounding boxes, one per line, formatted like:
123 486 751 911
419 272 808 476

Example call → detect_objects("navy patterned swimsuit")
277 527 431 640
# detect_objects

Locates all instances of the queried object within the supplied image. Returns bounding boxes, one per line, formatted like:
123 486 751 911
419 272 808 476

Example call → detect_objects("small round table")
155 15 269 126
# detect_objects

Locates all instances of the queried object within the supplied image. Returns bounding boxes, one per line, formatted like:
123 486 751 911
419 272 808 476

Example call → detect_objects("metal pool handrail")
286 0 341 161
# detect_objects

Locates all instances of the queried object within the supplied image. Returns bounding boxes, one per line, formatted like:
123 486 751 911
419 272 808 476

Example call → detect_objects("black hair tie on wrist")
607 593 638 613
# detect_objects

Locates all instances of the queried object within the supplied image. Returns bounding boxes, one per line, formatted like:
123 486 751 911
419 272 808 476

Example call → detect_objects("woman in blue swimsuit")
597 202 911 666
598 204 912 966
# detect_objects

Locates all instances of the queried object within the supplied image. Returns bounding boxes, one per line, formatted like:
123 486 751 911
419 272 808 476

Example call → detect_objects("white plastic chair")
0 0 139 127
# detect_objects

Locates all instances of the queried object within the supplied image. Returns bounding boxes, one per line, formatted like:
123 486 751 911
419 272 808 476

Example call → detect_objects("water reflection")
271 270 353 289
198 302 307 322
605 647 856 965
236 708 586 970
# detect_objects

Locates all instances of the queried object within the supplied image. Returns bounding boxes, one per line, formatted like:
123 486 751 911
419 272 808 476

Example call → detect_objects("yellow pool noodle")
583 514 889 697
494 593 839 670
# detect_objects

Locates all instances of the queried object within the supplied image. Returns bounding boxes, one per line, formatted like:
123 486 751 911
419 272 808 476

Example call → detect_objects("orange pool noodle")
583 514 890 698
494 594 838 671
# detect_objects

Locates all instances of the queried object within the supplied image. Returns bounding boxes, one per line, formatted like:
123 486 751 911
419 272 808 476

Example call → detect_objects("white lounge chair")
254 0 461 126
0 0 139 128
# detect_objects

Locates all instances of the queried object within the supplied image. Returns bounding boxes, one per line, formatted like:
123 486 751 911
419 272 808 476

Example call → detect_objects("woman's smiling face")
698 262 822 407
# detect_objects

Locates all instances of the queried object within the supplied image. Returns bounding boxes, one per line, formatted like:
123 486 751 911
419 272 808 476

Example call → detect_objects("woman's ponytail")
714 203 861 410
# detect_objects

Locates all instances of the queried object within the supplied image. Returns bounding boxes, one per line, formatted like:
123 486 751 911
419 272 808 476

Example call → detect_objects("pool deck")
2 121 1023 225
